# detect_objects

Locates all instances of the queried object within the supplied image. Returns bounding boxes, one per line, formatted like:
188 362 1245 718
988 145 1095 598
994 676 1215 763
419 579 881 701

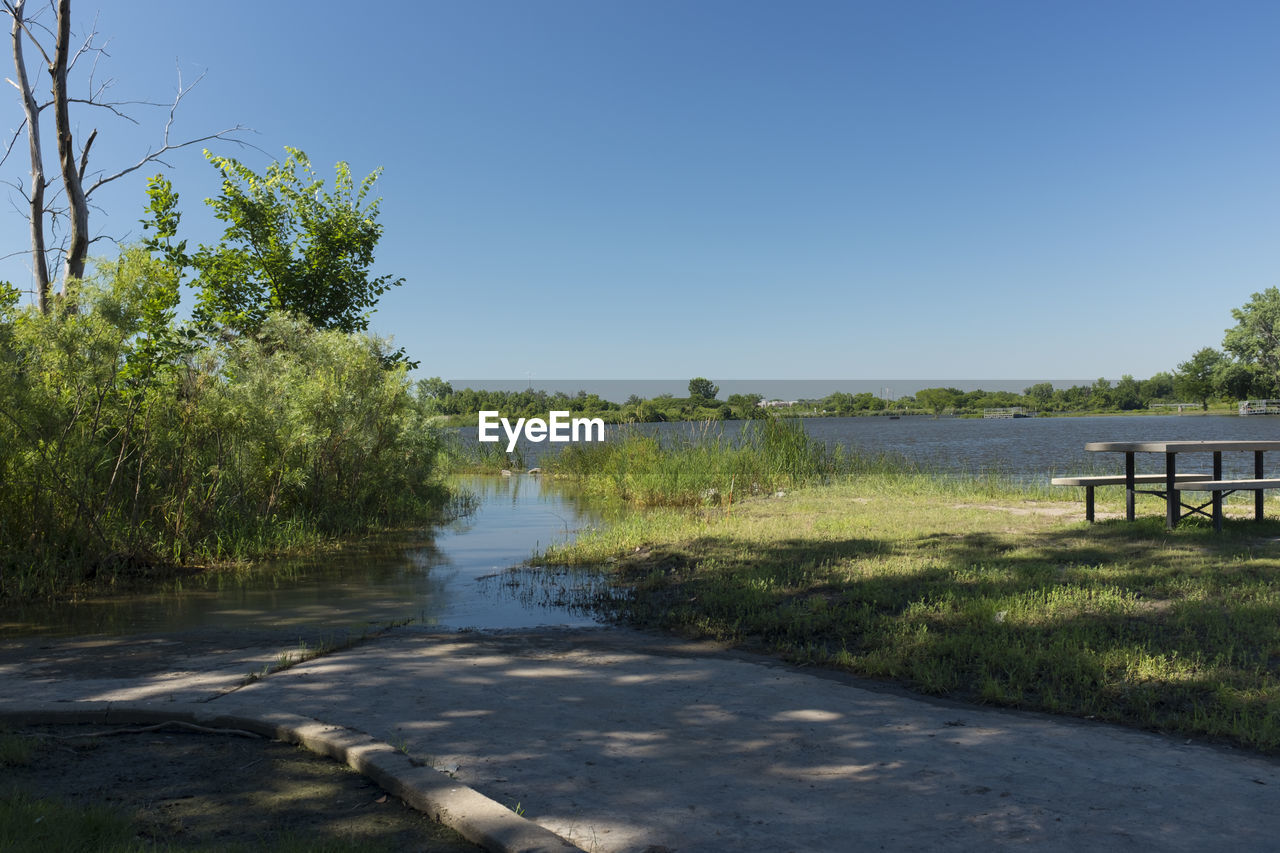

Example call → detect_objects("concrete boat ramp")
2 625 1278 852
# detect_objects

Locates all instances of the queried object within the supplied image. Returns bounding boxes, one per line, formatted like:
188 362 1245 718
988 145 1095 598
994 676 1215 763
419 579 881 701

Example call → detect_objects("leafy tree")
1214 360 1260 401
187 148 403 336
418 376 453 400
1223 287 1280 385
914 387 961 416
141 150 409 364
688 377 719 401
1023 383 1054 405
1057 384 1092 409
415 377 453 414
1112 375 1142 411
1139 372 1175 402
1089 378 1114 409
1175 347 1226 410
727 392 765 419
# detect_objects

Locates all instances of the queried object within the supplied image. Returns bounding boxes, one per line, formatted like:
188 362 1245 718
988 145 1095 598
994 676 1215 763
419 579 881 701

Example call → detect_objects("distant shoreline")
444 378 1102 403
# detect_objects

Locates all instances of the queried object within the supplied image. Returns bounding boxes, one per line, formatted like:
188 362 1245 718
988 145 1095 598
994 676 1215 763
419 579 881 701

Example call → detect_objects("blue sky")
4 1 1279 383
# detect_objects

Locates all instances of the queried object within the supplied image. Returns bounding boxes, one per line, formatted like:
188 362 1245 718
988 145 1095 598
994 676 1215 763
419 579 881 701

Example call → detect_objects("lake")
470 413 1280 480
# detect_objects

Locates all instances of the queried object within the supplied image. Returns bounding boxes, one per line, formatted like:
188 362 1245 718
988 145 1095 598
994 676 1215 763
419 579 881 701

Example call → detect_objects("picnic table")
1069 440 1280 531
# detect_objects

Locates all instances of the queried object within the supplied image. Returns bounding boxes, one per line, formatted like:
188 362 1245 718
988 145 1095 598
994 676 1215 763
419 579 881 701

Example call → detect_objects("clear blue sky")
5 0 1279 383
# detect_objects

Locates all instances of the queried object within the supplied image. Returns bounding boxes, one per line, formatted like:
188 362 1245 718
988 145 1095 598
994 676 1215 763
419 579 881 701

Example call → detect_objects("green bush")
0 253 444 598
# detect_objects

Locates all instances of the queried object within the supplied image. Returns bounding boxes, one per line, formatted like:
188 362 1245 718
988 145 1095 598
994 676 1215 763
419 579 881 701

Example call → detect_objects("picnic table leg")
1085 485 1095 522
1213 451 1223 530
1125 452 1136 521
1256 451 1265 521
1165 452 1178 529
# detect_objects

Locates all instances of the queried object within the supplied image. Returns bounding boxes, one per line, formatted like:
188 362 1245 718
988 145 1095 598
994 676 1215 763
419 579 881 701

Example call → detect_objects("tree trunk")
51 0 88 290
8 0 49 312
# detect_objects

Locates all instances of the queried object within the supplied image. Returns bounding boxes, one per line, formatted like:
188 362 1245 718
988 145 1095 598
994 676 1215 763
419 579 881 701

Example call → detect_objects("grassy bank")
542 474 1280 752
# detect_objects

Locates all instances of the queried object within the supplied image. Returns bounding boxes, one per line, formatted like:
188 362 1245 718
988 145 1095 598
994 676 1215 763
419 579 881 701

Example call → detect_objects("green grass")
437 430 528 475
0 786 402 852
0 788 400 851
541 474 1280 752
0 730 36 767
546 417 856 508
0 790 145 853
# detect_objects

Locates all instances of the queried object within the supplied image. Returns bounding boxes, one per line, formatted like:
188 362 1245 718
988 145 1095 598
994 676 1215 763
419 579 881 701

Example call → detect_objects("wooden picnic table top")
1085 440 1280 453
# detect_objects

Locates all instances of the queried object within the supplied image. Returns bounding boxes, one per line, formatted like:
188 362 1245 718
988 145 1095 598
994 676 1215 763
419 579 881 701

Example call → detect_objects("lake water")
0 476 606 638
802 413 1280 480
8 414 1280 638
474 413 1280 481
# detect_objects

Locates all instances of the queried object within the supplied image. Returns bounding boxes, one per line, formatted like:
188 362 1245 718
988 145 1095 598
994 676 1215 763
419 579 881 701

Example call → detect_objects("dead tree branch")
1 0 251 311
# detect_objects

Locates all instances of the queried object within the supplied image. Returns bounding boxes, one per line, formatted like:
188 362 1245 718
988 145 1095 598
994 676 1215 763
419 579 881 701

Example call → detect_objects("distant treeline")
419 371 1241 423
418 377 760 423
429 287 1280 423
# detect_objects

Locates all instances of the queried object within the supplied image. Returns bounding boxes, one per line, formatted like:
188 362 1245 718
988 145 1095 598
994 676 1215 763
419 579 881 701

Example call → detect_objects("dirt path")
2 723 480 851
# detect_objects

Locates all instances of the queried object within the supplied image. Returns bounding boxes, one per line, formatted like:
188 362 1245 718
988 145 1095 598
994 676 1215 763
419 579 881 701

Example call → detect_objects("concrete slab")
5 624 1280 852
231 627 1280 853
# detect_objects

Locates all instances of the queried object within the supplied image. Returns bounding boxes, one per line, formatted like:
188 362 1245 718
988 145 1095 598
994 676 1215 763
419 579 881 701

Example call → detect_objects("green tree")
1023 383 1054 406
1139 372 1175 402
175 148 403 336
1090 378 1114 409
1175 348 1226 410
418 376 453 400
1112 375 1142 411
727 392 765 418
1223 287 1280 385
141 151 409 364
416 377 454 414
688 377 719 401
1214 360 1259 401
914 387 961 416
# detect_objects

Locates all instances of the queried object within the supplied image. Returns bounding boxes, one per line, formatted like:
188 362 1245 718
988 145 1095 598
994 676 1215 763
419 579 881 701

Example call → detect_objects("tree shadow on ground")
559 507 1280 754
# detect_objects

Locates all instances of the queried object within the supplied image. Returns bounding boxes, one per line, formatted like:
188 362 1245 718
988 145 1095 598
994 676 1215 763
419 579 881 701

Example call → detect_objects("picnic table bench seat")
1170 478 1280 531
1051 473 1211 522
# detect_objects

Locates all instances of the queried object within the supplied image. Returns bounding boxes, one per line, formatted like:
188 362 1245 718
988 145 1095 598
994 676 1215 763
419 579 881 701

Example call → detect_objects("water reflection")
0 475 604 638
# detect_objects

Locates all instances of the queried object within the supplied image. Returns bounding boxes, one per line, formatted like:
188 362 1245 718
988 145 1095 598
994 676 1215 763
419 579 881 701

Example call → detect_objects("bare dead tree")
1 0 249 312
7 0 47 310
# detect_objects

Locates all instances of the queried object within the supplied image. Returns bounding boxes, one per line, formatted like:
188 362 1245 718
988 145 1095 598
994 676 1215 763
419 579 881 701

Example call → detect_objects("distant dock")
983 407 1036 419
1240 400 1280 415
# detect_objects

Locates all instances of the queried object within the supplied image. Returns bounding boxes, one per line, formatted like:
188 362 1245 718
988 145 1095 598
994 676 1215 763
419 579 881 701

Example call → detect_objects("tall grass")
546 416 1057 507
547 417 846 507
436 430 527 474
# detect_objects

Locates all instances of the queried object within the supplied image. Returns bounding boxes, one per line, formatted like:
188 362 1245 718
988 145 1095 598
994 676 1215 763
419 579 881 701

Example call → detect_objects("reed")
546 417 845 507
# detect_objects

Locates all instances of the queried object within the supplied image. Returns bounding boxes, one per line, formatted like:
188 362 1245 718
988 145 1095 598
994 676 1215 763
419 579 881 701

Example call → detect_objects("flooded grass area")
0 476 605 639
